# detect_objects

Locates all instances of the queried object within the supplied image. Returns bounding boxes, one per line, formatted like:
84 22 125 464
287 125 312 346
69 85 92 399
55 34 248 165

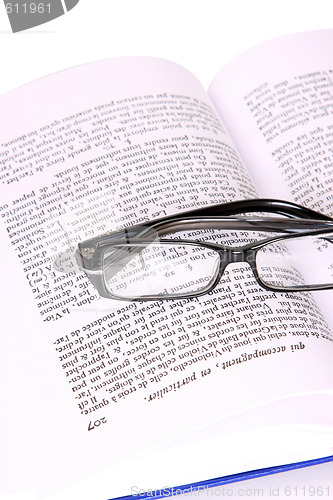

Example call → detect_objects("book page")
1 56 333 499
209 29 333 326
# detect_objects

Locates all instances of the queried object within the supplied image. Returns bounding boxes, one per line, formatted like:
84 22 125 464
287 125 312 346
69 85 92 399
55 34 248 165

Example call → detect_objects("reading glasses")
76 199 333 301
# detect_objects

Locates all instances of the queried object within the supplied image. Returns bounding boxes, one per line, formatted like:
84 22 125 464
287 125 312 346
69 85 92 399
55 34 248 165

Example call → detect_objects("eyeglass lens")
256 232 333 289
103 242 220 299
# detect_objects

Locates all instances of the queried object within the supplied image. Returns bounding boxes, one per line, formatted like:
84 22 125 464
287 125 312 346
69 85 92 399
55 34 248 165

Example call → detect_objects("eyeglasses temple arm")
143 199 333 227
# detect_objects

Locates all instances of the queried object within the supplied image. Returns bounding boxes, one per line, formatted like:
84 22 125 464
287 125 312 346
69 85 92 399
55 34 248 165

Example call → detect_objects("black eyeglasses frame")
76 198 333 301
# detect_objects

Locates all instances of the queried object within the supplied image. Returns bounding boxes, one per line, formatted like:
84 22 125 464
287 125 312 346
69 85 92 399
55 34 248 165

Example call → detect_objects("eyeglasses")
75 198 333 301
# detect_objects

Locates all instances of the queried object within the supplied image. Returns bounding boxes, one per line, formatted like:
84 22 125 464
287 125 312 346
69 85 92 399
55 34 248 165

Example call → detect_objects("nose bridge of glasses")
219 245 255 264
213 246 256 289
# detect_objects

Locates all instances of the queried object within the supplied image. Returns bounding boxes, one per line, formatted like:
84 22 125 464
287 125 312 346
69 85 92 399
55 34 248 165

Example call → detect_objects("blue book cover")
114 455 333 500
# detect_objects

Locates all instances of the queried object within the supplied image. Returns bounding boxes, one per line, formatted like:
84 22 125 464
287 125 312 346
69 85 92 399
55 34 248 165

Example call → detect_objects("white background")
1 0 333 498
1 0 333 94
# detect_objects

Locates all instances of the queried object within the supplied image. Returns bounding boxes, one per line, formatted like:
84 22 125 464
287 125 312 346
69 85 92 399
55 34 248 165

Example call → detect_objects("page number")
88 417 107 431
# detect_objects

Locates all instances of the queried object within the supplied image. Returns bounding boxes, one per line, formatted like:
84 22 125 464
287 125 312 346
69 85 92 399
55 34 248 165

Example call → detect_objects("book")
1 29 333 500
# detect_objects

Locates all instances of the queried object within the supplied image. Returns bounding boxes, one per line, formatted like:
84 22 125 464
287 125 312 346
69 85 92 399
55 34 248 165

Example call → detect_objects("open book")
1 29 333 500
